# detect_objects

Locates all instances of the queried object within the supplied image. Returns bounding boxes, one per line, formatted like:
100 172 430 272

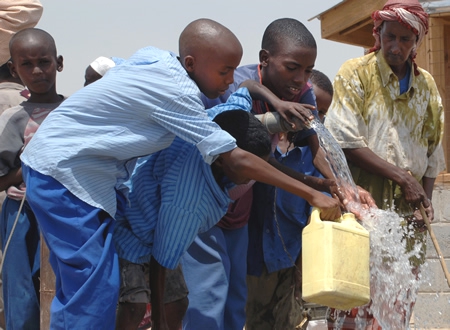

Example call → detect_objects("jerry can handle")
340 212 367 231
310 207 342 226
310 207 367 231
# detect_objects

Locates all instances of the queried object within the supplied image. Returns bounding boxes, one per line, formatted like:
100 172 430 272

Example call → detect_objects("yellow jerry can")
302 207 370 310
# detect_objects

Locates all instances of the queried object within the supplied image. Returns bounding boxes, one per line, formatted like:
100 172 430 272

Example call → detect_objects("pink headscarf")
370 0 429 75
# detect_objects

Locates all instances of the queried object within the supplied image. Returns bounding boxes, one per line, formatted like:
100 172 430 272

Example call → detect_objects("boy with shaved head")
0 27 65 330
20 18 339 329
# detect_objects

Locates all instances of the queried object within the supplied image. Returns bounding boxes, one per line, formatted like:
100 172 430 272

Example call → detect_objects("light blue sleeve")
206 87 252 120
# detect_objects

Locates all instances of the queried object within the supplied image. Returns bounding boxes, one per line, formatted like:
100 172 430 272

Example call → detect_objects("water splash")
309 118 360 211
310 118 426 329
363 207 423 328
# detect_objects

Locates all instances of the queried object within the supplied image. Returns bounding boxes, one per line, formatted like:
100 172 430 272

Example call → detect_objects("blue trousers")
22 165 119 330
1 197 40 330
181 225 248 330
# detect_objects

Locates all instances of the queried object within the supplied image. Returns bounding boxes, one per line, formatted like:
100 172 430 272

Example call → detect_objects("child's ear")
7 61 18 78
183 55 195 73
56 55 64 72
259 49 270 67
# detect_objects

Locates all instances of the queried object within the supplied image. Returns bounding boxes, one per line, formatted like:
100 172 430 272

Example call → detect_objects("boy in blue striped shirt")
114 92 271 329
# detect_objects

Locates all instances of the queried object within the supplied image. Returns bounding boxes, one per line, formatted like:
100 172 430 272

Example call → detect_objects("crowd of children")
0 0 443 329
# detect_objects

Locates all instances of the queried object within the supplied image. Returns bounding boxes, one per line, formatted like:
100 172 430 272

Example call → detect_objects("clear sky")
36 0 364 96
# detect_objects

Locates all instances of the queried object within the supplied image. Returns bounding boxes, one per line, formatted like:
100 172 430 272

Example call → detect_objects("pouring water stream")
309 118 427 329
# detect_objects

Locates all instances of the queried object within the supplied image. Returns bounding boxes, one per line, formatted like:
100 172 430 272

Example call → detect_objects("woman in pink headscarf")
325 0 445 329
370 0 429 75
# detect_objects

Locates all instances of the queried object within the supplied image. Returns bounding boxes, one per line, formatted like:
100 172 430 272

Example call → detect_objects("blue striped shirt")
21 46 237 217
114 88 253 269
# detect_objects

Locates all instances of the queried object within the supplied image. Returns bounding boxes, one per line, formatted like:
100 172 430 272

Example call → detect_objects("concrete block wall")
411 183 450 329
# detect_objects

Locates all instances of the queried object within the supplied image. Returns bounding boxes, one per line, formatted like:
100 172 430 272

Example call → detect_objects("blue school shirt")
21 46 237 217
247 145 323 276
114 88 253 269
202 63 321 275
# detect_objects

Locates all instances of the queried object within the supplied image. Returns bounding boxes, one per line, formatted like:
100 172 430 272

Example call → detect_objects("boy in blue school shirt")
246 69 335 330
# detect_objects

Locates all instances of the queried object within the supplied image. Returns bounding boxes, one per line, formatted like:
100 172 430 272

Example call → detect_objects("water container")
302 207 370 310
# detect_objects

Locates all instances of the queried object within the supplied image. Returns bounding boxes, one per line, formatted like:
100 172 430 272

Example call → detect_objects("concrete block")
412 292 450 328
432 187 450 223
425 224 450 258
419 258 450 292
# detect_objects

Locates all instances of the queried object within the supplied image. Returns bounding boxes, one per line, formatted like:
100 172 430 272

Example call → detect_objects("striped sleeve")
151 92 236 165
206 87 252 120
113 155 161 264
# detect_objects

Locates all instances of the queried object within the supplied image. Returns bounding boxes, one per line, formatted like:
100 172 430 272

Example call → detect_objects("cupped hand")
356 185 377 209
274 100 315 130
332 184 377 220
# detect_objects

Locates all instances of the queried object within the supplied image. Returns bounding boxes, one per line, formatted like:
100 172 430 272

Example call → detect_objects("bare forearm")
312 147 334 180
422 176 435 199
221 147 342 218
268 157 331 193
344 147 430 207
239 80 314 129
344 147 408 185
220 148 341 219
239 80 282 108
223 149 317 200
307 135 334 180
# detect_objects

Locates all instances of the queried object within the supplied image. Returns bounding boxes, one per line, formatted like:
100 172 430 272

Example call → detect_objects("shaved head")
178 19 242 99
179 18 242 60
9 28 57 59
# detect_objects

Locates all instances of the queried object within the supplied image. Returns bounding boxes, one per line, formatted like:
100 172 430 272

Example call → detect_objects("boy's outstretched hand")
308 191 341 221
238 79 314 130
273 100 315 130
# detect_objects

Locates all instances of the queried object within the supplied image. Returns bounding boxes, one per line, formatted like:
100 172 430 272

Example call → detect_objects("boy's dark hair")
310 69 333 97
213 110 271 158
262 18 316 53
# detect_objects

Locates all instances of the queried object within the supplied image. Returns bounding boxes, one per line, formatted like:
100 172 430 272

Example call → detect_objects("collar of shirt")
376 51 413 88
